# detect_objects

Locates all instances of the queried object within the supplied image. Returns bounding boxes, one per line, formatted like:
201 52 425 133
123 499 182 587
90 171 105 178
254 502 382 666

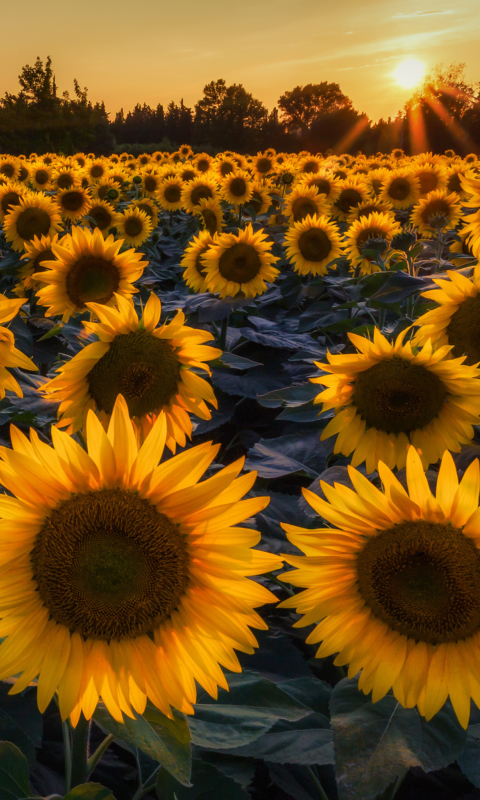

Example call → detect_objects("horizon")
1 0 479 125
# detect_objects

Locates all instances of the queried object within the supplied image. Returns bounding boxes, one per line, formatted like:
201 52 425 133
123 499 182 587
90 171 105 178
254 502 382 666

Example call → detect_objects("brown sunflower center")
311 178 331 196
191 185 213 206
256 158 273 174
1 191 22 215
292 197 319 222
420 199 452 226
90 164 104 178
298 228 332 262
16 207 52 241
34 169 50 185
220 162 234 176
181 170 196 182
57 173 74 189
197 159 210 172
229 177 248 197
336 188 363 214
89 206 113 230
218 242 262 284
31 488 189 641
0 163 15 178
447 173 463 193
60 191 86 212
87 329 180 417
124 216 144 237
144 176 158 193
137 203 154 220
302 161 319 174
356 228 387 251
357 520 480 643
249 191 264 213
65 255 120 309
201 209 219 235
417 170 438 194
164 184 181 203
446 294 480 365
33 248 54 272
387 178 411 201
353 356 446 434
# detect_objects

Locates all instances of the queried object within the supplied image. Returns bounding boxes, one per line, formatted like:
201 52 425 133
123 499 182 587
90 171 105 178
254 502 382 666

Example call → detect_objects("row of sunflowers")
0 146 480 799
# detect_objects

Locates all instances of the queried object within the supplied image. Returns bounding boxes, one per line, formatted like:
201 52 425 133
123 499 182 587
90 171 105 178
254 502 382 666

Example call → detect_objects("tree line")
0 56 479 157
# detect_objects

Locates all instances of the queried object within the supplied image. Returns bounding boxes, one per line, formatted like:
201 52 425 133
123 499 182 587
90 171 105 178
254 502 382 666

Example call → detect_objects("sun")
392 58 426 89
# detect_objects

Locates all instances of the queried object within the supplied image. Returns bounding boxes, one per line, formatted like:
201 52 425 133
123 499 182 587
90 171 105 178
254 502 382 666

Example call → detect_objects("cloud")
392 9 455 19
344 31 354 34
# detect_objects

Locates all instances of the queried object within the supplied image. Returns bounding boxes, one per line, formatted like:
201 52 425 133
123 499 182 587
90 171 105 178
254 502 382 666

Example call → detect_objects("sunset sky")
2 0 479 124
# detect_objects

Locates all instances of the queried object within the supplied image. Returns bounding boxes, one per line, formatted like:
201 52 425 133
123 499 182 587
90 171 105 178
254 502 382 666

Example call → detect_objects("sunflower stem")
132 764 162 800
70 713 91 789
86 733 115 774
380 768 409 800
305 766 330 800
62 719 72 793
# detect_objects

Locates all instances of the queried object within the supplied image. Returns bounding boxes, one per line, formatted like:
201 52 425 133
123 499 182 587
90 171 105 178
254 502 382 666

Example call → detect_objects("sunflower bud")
132 175 142 185
107 188 120 201
391 229 417 252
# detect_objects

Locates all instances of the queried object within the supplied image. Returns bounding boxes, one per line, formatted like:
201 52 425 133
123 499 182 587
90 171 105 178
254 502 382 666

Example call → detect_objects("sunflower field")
1 146 480 800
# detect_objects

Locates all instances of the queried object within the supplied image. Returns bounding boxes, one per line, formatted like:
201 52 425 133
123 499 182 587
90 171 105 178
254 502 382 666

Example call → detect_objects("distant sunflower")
157 176 185 212
0 294 37 397
0 182 27 222
215 155 238 179
41 291 221 448
244 181 272 216
56 187 92 223
33 226 147 322
0 157 21 182
297 155 323 175
181 175 220 213
181 230 216 293
284 185 328 223
412 163 448 196
202 224 280 299
142 171 163 197
410 189 463 236
114 207 153 248
90 177 121 205
193 153 214 173
413 267 480 365
345 212 401 275
221 170 253 207
192 198 224 235
130 197 159 229
252 153 276 181
284 214 343 276
446 165 469 199
17 233 62 292
51 167 81 192
3 193 63 253
0 393 280 725
379 168 421 210
312 328 480 473
279 445 480 728
331 179 371 222
449 228 477 266
346 199 394 225
296 172 342 205
82 200 116 234
86 159 107 183
178 166 197 184
29 164 53 192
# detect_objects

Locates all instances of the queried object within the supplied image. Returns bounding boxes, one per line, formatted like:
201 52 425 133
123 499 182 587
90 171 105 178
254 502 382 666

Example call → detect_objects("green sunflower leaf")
62 783 117 799
0 741 33 799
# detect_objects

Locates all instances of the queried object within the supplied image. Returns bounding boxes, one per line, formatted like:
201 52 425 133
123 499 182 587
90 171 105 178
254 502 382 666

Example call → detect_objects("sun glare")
392 58 426 89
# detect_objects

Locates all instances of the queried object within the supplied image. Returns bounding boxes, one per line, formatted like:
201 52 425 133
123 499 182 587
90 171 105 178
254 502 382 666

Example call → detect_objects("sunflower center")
65 255 120 309
256 158 272 174
292 197 319 222
124 216 144 237
16 208 52 241
33 248 54 272
353 356 446 434
164 185 181 203
57 174 74 189
34 169 49 185
420 199 451 226
0 164 15 178
87 329 180 417
302 161 319 174
31 488 189 641
91 165 104 178
357 520 480 643
61 191 86 212
220 162 233 176
191 185 213 206
218 243 262 284
229 177 248 197
418 171 438 194
197 159 210 172
336 188 362 214
202 208 219 234
312 178 331 196
447 173 462 193
89 206 113 230
446 294 480 365
1 191 21 215
388 178 410 201
144 176 158 192
356 228 386 250
137 203 154 219
298 229 332 262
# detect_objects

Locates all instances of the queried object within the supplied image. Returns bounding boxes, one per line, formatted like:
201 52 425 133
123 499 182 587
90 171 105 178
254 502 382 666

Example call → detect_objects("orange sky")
1 0 479 123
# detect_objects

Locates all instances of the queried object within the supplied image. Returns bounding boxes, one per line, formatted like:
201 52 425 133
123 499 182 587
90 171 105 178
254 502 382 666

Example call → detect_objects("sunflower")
3 193 63 253
297 155 323 175
221 170 253 207
412 163 448 197
296 172 342 205
141 171 163 197
410 189 463 236
244 181 272 216
0 182 27 222
0 157 21 182
56 187 92 223
40 291 220 449
181 230 216 292
90 177 121 205
192 198 224 235
114 207 153 248
379 168 421 210
0 294 37 397
413 267 480 365
283 185 328 224
202 224 280 299
0 393 281 725
33 226 147 323
284 214 343 277
17 233 62 292
181 175 220 213
178 144 194 159
157 176 185 212
280 445 480 728
446 165 469 199
29 164 53 192
130 197 159 229
449 228 478 266
345 212 401 275
214 155 238 179
178 166 197 184
312 328 480 473
346 199 394 225
86 159 107 183
51 167 81 192
82 200 117 234
252 153 276 181
331 179 371 222
193 153 214 173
